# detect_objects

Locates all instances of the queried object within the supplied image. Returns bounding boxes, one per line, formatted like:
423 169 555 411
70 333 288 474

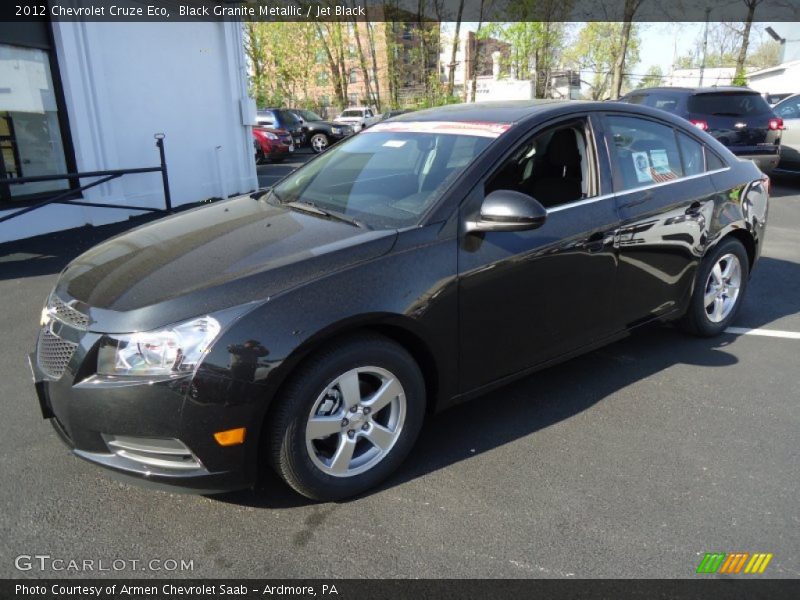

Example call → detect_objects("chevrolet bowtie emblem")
734 122 747 128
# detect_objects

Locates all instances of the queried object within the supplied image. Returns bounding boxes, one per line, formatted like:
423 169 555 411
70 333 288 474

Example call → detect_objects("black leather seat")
528 129 583 207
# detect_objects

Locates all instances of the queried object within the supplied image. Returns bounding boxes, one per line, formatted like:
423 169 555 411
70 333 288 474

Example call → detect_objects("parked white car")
334 107 380 132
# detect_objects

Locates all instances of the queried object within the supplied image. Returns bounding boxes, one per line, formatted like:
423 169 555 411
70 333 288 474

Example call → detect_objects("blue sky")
446 21 800 79
638 21 800 76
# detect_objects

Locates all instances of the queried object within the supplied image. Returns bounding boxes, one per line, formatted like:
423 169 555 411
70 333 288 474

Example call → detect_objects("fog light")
214 427 246 446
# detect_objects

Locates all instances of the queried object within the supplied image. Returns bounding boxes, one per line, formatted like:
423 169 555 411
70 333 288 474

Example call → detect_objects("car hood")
56 196 397 333
335 117 363 123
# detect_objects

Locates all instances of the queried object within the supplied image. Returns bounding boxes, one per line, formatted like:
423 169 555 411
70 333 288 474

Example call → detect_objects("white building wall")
0 21 257 243
747 60 800 95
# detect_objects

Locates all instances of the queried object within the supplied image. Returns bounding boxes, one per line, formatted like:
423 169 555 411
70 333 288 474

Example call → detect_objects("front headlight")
97 316 221 376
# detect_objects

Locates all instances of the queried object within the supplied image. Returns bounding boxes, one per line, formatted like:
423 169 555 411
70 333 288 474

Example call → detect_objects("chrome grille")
37 328 78 379
50 295 89 329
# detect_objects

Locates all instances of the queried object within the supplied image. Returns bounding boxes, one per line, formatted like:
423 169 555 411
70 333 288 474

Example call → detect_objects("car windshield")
340 110 364 117
687 92 771 116
269 123 504 229
298 110 323 121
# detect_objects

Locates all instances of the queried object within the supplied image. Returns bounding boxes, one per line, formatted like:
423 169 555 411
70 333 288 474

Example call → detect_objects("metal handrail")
0 134 172 225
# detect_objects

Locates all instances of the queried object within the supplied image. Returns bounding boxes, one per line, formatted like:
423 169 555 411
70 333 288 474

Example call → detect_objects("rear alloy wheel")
268 335 425 501
310 133 329 153
679 238 749 337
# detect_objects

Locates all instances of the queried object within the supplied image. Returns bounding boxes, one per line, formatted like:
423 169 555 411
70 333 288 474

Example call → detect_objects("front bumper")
29 327 260 494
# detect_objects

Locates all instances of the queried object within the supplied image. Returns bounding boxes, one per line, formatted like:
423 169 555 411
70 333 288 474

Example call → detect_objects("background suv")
334 106 380 132
620 87 783 173
256 109 305 148
288 109 354 153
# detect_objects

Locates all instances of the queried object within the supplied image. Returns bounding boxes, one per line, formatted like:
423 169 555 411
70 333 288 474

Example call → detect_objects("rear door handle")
686 201 702 215
586 232 606 252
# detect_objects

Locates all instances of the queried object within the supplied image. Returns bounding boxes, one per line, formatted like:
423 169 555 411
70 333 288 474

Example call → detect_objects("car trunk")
686 92 781 152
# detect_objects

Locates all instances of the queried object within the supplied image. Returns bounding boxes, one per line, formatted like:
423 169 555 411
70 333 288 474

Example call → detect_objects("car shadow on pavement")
216 254 800 508
215 326 740 509
0 214 166 281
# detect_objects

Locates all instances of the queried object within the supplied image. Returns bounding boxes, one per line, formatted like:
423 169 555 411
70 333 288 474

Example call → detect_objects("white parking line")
725 327 800 340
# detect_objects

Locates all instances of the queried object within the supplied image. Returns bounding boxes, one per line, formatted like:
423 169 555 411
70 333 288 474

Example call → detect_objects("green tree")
564 22 641 100
610 0 646 99
637 65 663 88
747 39 781 70
734 0 766 84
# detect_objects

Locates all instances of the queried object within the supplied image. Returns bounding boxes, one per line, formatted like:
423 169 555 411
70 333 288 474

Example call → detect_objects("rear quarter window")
687 93 771 116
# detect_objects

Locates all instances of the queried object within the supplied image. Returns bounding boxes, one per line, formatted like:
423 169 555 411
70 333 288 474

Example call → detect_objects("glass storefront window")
0 44 69 201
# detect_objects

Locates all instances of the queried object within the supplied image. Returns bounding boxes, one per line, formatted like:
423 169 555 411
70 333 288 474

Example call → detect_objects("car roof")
629 86 761 95
774 93 800 105
389 100 593 124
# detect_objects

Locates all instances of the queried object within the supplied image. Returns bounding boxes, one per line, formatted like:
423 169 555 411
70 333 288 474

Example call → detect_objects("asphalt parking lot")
0 163 798 579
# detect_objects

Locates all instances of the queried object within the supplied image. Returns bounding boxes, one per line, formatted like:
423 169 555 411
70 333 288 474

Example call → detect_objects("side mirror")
466 189 547 232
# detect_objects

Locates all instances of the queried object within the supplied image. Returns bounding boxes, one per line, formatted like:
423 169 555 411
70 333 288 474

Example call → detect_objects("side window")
486 120 595 208
677 132 704 176
446 135 482 169
705 149 726 171
257 112 276 126
774 99 800 119
365 110 373 118
642 92 681 113
606 115 683 191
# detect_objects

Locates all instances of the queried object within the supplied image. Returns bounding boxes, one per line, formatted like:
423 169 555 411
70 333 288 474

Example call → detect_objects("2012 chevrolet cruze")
31 101 769 501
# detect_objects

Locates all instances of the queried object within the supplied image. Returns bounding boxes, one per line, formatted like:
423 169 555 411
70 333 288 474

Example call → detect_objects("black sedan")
289 109 354 153
30 101 769 501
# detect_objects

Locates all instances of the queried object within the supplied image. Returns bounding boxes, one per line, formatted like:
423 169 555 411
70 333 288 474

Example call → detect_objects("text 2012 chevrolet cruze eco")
31 101 768 501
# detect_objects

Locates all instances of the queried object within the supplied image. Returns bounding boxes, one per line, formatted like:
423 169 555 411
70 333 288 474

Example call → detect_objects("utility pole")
699 7 711 87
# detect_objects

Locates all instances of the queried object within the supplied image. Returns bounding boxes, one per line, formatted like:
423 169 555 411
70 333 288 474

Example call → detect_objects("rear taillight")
690 119 708 131
768 117 784 130
764 176 771 196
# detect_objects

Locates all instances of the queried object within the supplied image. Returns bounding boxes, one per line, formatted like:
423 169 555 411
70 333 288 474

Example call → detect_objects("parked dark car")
256 109 305 147
31 101 768 501
288 109 354 153
252 127 293 164
619 87 783 173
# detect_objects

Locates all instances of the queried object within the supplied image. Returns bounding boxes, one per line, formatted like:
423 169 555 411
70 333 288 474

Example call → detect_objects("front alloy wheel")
310 133 329 153
305 367 406 477
268 334 425 501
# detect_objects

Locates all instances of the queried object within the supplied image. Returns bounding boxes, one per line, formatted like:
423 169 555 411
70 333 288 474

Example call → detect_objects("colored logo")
697 552 773 574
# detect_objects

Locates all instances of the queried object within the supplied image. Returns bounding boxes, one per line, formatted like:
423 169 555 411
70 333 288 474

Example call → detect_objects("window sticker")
382 140 407 148
365 120 512 138
650 149 670 172
633 151 652 182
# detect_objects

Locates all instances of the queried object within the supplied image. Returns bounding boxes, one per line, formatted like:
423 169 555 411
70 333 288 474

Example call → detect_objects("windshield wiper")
285 201 367 229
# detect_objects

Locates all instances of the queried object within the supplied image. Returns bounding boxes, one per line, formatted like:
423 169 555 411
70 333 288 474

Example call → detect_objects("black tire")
255 148 266 165
310 133 329 154
268 334 425 501
679 237 750 337
269 155 286 164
